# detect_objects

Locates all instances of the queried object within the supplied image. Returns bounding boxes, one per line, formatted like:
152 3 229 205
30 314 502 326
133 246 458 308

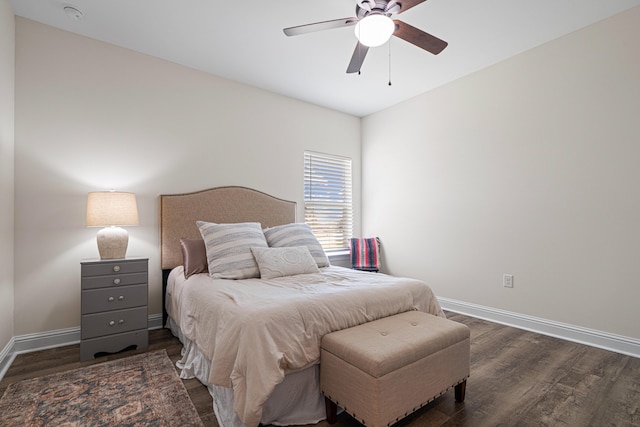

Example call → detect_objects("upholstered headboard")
160 186 297 270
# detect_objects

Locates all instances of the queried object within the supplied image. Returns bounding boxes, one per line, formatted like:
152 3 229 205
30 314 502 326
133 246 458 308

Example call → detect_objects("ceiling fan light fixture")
354 14 394 47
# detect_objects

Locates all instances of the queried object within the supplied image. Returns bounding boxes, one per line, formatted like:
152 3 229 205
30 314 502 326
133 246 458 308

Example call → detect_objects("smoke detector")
63 6 84 21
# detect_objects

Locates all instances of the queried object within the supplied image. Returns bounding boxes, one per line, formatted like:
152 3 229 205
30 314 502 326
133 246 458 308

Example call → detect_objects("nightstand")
80 257 149 361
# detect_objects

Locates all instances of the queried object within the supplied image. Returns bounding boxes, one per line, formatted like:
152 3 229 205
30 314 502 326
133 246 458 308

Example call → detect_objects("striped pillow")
263 223 330 268
196 221 268 279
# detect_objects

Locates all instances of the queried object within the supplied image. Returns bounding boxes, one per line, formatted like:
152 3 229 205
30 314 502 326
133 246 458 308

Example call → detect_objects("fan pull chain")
388 40 392 86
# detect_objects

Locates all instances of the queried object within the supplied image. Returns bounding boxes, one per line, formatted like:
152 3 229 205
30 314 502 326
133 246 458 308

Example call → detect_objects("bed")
160 186 445 427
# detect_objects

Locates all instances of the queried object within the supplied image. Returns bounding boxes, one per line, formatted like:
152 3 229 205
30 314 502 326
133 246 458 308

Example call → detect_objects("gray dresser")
80 257 149 361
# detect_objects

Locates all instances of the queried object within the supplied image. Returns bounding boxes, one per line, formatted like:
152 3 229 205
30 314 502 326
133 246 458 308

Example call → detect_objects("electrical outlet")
503 274 514 288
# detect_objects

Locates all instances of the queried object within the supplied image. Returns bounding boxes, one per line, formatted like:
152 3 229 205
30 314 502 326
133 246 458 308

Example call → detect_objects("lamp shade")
87 191 139 259
86 191 139 227
354 14 395 47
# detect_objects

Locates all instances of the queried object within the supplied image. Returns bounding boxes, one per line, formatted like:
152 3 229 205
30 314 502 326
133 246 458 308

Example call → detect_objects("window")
304 151 353 252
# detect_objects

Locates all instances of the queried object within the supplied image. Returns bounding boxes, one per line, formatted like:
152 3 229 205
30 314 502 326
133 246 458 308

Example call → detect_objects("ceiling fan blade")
346 42 369 74
394 0 427 14
393 20 448 55
283 18 357 36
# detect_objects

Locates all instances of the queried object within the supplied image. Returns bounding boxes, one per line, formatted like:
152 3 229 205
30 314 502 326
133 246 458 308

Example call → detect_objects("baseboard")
439 297 640 358
0 313 165 381
0 336 16 381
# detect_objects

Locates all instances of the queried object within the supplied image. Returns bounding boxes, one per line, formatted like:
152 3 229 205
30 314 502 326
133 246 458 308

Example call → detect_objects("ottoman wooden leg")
325 397 338 424
455 380 467 402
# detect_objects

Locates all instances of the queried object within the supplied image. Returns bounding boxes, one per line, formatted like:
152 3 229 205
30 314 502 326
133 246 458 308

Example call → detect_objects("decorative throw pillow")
263 223 330 268
179 238 209 278
196 221 268 279
251 246 319 280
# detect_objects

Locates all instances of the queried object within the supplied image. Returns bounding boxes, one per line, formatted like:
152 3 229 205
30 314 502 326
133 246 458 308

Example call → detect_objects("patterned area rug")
0 349 204 426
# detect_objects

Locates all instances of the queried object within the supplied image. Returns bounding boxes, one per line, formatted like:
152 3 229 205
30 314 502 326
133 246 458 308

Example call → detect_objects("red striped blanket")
350 237 380 272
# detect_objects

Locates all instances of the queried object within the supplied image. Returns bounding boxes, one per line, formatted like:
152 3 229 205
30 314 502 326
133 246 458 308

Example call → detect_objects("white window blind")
304 151 353 251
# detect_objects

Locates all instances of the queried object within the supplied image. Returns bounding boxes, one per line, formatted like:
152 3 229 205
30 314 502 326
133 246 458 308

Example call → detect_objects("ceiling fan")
283 0 448 74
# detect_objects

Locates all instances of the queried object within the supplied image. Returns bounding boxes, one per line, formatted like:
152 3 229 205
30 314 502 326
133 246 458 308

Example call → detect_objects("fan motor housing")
356 0 400 18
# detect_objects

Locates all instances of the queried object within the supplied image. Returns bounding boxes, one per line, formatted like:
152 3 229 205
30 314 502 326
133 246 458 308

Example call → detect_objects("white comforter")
167 265 444 427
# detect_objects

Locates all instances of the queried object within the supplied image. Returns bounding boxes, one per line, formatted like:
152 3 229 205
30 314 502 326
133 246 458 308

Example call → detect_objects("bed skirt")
168 318 326 427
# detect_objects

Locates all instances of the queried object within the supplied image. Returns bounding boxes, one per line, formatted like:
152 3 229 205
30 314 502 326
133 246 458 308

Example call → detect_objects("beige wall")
362 6 640 339
0 0 15 351
14 18 361 335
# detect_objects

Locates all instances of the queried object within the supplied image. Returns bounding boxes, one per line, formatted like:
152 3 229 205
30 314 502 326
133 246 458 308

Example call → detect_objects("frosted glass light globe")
354 15 395 47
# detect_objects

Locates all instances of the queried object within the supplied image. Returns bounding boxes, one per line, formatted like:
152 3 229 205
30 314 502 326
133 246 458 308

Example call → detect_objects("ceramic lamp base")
96 226 129 259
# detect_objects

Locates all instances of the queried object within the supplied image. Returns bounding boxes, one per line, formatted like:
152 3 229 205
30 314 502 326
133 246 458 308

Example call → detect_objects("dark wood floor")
1 312 639 427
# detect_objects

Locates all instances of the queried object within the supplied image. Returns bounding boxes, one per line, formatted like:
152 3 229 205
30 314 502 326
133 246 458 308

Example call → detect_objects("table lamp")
86 191 139 259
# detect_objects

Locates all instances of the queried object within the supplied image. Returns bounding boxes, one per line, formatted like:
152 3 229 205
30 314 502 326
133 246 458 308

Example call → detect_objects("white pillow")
263 223 330 267
251 246 319 280
197 221 268 279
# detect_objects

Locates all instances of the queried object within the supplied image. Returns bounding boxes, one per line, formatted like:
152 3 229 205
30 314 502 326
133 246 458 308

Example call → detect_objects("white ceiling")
11 0 640 117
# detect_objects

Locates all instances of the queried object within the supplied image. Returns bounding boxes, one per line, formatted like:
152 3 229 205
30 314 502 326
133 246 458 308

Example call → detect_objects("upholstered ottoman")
320 311 470 427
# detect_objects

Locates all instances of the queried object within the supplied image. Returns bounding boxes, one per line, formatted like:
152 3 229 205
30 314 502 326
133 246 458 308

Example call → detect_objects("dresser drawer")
81 259 148 277
81 272 147 290
82 284 148 315
81 307 147 339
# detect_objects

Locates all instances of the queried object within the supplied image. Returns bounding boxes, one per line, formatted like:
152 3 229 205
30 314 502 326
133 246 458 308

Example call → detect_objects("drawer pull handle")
118 319 125 325
118 295 125 301
108 296 115 302
109 320 116 326
113 278 121 285
113 265 121 272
